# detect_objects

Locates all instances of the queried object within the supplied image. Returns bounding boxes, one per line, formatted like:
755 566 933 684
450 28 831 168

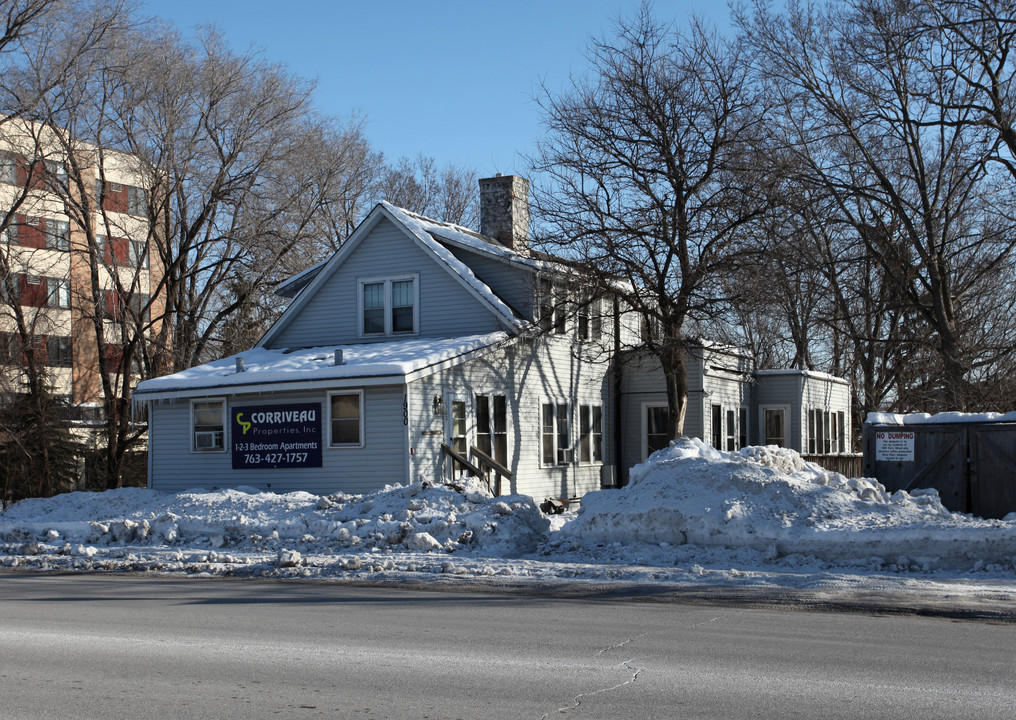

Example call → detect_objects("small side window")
192 399 225 451
329 390 363 447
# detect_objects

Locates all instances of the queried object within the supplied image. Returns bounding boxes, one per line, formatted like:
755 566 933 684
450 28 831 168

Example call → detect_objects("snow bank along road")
3 438 1016 616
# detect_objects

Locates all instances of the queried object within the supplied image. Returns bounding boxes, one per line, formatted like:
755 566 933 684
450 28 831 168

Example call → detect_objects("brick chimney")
479 174 529 253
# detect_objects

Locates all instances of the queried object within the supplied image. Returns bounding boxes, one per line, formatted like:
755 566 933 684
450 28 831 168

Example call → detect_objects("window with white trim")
762 406 787 447
711 404 722 448
808 409 844 454
476 394 507 467
329 390 364 447
192 398 225 452
644 404 670 460
726 408 736 451
541 401 570 466
739 406 749 449
537 278 566 334
449 399 468 455
578 404 603 464
359 275 418 336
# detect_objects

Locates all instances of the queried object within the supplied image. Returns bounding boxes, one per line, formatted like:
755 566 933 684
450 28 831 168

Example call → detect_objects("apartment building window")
359 276 417 336
43 159 67 183
192 398 226 451
48 277 70 309
0 332 20 363
0 152 16 185
578 403 603 464
129 239 148 268
476 394 507 466
739 407 748 449
127 186 146 216
541 401 570 466
726 409 736 451
43 220 69 252
329 390 363 447
711 404 722 448
98 234 131 266
48 336 72 367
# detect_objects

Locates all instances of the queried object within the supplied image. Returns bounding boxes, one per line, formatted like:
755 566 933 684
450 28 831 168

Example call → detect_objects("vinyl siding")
406 333 613 501
147 385 408 495
444 245 535 318
755 372 851 452
619 347 751 470
269 217 502 349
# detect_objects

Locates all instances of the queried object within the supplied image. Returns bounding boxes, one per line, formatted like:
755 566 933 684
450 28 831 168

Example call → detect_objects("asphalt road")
1 573 1014 719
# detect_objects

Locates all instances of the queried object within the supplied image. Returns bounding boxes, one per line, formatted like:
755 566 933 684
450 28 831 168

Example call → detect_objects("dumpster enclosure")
863 413 1016 519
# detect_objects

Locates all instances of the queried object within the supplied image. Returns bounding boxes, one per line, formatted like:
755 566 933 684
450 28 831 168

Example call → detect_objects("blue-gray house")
135 175 852 503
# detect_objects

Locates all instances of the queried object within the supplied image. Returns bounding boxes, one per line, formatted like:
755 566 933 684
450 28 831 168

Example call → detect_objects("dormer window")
358 274 418 337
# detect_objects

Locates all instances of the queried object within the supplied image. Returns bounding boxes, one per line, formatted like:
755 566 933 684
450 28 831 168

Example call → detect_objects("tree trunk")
660 344 689 440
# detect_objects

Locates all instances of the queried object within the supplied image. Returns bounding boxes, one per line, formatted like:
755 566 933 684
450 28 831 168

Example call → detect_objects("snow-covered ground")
3 438 1016 614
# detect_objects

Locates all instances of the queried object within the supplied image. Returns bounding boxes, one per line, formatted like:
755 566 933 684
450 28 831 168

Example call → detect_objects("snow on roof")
274 202 584 302
754 368 851 385
386 204 564 272
135 332 508 399
379 203 527 331
868 410 1016 425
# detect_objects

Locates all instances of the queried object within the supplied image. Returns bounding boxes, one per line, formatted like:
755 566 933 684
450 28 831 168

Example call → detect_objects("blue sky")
143 1 734 177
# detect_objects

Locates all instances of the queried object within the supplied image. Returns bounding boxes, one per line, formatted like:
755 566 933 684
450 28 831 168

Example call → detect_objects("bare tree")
532 6 771 439
921 0 1016 181
0 0 131 497
740 0 1016 412
377 154 478 227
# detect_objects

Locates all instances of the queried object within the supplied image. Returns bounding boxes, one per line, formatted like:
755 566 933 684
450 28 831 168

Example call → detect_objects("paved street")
1 573 1014 719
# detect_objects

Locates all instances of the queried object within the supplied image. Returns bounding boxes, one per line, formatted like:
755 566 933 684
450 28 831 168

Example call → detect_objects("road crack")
542 635 646 718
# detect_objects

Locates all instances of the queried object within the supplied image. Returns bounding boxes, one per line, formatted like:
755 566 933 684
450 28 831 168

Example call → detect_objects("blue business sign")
231 402 322 469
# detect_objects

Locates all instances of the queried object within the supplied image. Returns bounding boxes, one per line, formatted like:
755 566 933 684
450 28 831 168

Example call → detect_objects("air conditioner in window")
194 431 223 450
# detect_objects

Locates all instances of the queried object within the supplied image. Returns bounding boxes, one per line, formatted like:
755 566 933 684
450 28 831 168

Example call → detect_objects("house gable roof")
260 203 526 349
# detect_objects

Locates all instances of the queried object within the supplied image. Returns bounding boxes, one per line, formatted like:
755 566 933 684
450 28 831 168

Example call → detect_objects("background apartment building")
0 121 159 409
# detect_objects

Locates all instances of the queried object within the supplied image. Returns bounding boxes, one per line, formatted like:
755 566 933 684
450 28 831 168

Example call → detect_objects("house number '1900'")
403 396 409 426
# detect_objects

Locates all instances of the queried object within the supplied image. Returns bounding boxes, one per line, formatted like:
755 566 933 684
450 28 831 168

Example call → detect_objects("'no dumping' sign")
875 430 915 462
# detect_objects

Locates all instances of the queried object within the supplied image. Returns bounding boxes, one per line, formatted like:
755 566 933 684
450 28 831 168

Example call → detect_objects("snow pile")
0 478 549 565
3 440 1016 597
564 437 1016 570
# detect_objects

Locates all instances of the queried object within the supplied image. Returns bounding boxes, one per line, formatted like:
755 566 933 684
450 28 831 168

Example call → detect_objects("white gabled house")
135 175 853 504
